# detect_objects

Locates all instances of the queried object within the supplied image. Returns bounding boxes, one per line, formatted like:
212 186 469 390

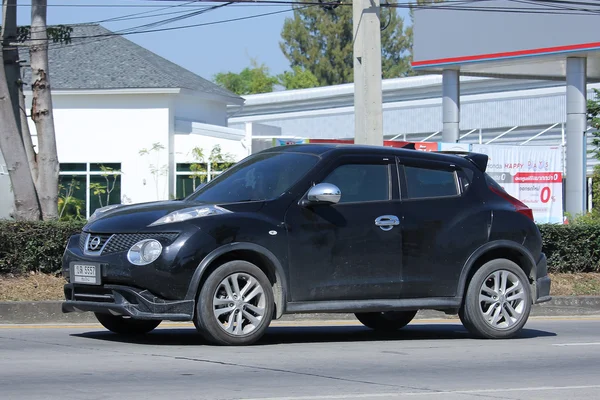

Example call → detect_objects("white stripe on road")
238 385 600 400
553 342 600 346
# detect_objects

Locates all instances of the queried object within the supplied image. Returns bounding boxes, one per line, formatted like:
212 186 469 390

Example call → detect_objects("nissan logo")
89 236 102 250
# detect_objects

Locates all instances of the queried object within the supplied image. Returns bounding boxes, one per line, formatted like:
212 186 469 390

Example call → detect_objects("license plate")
71 262 101 285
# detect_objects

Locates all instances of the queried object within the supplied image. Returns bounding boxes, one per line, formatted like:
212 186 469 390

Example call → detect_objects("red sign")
413 142 439 152
513 172 563 183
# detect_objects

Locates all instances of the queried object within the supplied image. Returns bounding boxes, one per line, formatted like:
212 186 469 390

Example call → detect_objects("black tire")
194 260 274 346
460 258 532 339
355 310 418 331
94 312 161 335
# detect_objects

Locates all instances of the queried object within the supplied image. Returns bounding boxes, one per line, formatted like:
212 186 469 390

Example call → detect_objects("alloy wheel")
212 272 266 336
478 269 527 330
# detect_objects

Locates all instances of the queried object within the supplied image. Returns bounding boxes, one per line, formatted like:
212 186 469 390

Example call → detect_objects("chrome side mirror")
305 183 341 205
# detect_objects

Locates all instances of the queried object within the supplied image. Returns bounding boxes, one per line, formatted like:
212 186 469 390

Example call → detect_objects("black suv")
61 144 551 345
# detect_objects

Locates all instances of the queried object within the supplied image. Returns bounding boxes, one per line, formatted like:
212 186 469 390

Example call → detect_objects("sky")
13 0 411 83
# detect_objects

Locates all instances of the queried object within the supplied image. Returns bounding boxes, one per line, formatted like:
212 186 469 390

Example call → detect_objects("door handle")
375 215 400 231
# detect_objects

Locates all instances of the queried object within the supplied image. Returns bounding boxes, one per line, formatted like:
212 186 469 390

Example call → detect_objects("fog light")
127 239 163 265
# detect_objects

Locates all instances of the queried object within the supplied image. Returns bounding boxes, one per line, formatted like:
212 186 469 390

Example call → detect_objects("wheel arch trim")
457 240 537 298
184 242 288 317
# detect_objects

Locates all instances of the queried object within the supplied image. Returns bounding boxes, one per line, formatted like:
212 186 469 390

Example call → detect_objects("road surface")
1 317 600 400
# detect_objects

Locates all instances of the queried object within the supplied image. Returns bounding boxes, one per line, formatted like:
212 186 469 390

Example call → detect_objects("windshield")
186 152 319 203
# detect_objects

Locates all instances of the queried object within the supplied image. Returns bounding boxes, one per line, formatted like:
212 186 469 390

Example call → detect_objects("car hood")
83 200 265 233
83 201 206 233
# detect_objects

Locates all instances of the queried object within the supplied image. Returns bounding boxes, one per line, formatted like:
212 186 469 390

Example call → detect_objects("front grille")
103 233 179 253
79 232 179 255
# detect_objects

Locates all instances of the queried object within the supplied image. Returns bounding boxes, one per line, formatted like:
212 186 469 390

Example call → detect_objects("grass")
1 272 600 302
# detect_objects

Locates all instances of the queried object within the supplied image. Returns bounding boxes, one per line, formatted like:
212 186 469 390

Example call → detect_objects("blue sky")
14 0 410 82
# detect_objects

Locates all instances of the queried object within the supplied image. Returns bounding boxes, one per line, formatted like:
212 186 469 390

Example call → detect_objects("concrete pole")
353 0 383 145
442 69 460 143
565 56 587 218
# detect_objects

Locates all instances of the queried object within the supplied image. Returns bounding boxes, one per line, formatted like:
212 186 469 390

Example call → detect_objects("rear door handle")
375 215 400 231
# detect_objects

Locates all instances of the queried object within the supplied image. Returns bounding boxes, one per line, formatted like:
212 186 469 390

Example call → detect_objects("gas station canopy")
411 0 600 82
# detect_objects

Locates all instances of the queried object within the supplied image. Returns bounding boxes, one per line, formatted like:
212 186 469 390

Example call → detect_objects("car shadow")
71 322 556 347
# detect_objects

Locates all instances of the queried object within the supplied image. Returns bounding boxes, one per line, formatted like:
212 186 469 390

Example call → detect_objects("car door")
397 156 483 298
284 154 403 302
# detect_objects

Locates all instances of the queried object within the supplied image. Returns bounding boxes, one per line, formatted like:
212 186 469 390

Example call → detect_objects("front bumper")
62 283 194 321
533 252 552 304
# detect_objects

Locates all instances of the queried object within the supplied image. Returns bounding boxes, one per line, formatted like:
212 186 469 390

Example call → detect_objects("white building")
0 24 259 220
228 74 600 175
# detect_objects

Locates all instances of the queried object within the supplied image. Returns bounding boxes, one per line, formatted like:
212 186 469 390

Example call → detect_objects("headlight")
127 239 163 266
148 205 231 227
88 204 123 223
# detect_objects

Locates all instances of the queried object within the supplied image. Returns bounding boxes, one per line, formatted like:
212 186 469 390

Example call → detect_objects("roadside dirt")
1 272 599 302
0 273 66 301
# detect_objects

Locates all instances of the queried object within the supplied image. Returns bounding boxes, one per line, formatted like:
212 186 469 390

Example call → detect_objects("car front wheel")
194 260 274 345
460 258 532 339
94 313 161 335
355 310 418 331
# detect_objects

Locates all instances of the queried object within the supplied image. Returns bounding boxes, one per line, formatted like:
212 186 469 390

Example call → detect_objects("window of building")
403 165 459 199
175 161 237 199
176 163 208 199
322 164 390 203
59 163 122 220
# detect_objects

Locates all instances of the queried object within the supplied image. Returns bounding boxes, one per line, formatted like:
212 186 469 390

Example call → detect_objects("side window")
322 164 389 203
404 165 459 199
458 167 474 193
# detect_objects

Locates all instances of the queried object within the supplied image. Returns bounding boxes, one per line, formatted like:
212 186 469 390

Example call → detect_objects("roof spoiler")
435 150 489 172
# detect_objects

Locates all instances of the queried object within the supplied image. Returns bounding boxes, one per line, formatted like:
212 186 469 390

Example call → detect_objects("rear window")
404 166 459 199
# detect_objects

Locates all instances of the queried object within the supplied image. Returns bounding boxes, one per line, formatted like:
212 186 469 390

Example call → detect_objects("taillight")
489 186 534 221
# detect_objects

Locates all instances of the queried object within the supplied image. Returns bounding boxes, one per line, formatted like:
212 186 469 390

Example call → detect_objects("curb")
1 296 600 324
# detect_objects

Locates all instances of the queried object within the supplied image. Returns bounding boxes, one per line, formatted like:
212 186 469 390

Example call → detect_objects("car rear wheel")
194 260 274 345
460 258 532 339
94 313 161 335
355 310 418 331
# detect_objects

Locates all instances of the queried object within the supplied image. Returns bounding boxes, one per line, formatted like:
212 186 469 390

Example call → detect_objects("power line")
96 0 207 23
11 0 600 47
39 4 312 52
509 0 600 15
113 2 234 34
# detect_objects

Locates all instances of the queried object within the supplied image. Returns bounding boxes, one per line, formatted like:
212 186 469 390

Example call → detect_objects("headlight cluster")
126 205 232 266
148 205 231 226
127 239 163 266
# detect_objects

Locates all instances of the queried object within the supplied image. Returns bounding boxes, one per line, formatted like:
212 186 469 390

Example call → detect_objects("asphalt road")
1 317 600 400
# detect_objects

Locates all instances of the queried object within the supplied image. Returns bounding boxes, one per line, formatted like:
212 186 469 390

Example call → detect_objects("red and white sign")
472 144 564 224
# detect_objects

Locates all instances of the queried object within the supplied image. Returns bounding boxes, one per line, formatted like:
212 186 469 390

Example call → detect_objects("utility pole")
353 0 383 145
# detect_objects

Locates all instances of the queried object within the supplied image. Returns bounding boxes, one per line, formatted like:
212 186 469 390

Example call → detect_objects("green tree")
277 66 319 90
214 59 278 95
89 165 121 209
58 178 85 221
588 88 600 160
279 1 412 86
586 89 600 218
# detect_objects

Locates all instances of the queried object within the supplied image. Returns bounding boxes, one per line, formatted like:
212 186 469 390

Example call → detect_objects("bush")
0 220 85 275
0 220 599 276
538 224 600 273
